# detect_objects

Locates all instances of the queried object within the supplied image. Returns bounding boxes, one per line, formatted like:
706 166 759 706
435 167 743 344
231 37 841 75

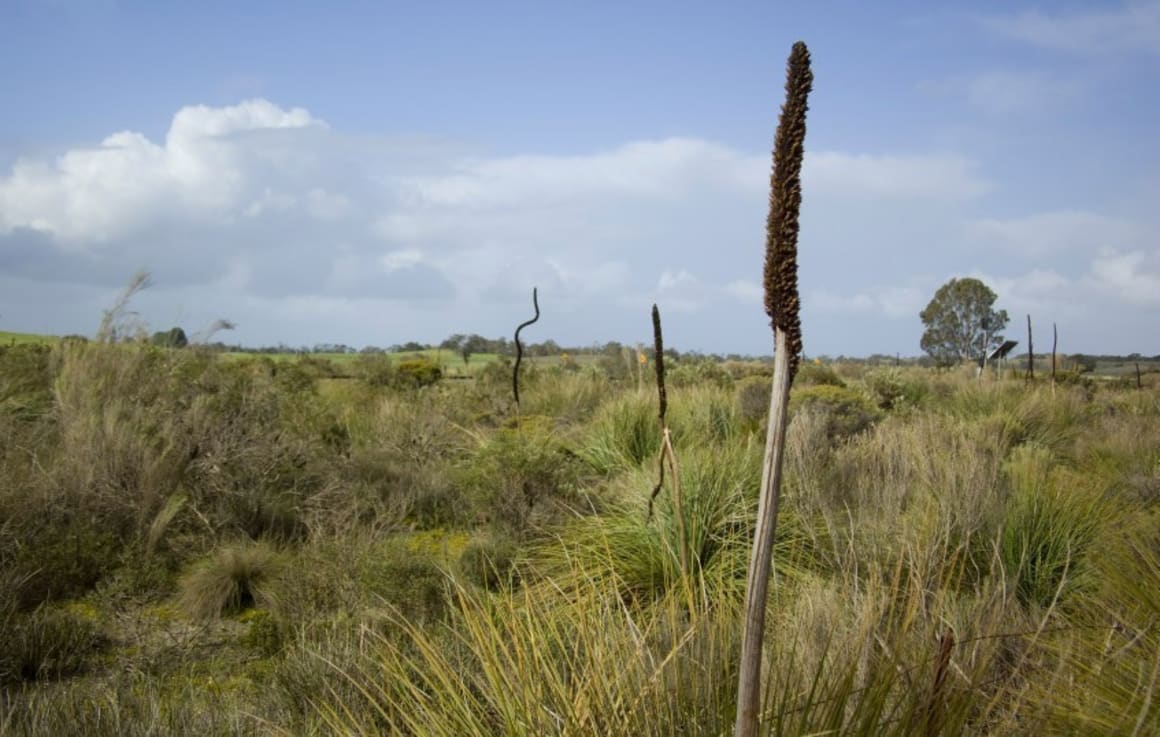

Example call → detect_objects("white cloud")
380 249 424 272
983 1 1160 55
0 99 324 242
399 138 762 210
809 285 926 319
971 211 1144 258
805 152 990 200
964 71 1081 116
1087 248 1160 306
13 97 1147 355
724 279 762 305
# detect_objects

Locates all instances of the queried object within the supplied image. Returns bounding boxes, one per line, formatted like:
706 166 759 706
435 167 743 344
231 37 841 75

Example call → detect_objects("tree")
919 278 1009 367
150 326 188 349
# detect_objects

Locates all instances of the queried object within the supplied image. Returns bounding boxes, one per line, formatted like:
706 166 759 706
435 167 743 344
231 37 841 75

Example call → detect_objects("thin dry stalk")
925 627 955 737
1052 322 1058 396
97 270 151 342
647 305 694 611
735 40 812 737
1027 314 1034 381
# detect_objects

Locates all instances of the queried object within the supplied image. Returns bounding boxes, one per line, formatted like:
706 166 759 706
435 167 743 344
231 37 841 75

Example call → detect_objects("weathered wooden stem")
734 328 793 737
1027 314 1034 380
1051 322 1058 396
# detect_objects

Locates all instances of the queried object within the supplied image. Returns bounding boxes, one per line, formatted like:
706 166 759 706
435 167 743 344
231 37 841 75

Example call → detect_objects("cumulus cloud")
0 99 325 242
982 1 1160 55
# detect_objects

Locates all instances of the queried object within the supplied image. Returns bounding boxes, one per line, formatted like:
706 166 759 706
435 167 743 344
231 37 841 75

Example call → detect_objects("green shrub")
353 353 395 387
361 539 451 623
790 384 881 442
273 361 317 394
239 608 284 656
7 510 123 610
795 361 846 387
666 358 732 389
395 357 442 388
863 367 927 410
458 418 585 532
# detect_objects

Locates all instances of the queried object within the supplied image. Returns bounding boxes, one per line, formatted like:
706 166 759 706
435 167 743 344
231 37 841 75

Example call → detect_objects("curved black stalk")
512 287 540 406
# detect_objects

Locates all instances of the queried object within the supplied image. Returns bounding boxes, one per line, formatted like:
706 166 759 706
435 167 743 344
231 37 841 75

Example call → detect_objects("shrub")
458 417 585 532
361 536 454 623
795 361 845 387
396 357 443 388
239 608 284 656
7 510 123 610
178 542 286 620
666 358 732 389
863 367 927 411
790 384 881 442
353 353 395 387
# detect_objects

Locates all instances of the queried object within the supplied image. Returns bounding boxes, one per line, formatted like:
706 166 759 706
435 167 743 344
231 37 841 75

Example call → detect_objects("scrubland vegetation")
0 336 1158 735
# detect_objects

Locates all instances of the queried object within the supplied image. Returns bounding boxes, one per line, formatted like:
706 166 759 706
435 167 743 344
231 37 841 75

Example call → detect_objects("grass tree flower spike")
735 40 813 737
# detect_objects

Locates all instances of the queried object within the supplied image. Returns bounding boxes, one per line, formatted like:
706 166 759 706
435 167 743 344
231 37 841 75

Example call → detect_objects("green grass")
0 330 59 346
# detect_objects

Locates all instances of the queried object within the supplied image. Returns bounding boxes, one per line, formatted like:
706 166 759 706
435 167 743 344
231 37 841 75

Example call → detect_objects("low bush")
790 384 881 442
863 367 927 410
395 357 442 388
795 361 846 387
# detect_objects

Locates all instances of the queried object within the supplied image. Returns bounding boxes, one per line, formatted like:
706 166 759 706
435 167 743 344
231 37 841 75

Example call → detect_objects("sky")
1 0 1158 356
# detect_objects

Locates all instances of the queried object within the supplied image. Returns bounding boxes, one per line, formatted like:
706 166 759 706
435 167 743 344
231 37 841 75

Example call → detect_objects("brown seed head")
763 41 812 379
652 304 667 423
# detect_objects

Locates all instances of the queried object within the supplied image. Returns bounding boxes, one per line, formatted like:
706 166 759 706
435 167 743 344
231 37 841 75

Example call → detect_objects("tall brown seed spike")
763 41 812 379
652 304 667 423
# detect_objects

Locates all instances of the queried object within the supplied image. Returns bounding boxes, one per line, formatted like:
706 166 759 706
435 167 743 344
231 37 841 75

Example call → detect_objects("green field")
0 331 58 346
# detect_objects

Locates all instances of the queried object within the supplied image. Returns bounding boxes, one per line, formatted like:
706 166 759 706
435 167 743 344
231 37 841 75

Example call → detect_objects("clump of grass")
458 533 522 592
999 445 1111 609
178 542 286 620
581 389 663 474
0 605 107 684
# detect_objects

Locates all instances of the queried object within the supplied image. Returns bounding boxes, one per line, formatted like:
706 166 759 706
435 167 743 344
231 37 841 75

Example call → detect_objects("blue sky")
1 0 1157 356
